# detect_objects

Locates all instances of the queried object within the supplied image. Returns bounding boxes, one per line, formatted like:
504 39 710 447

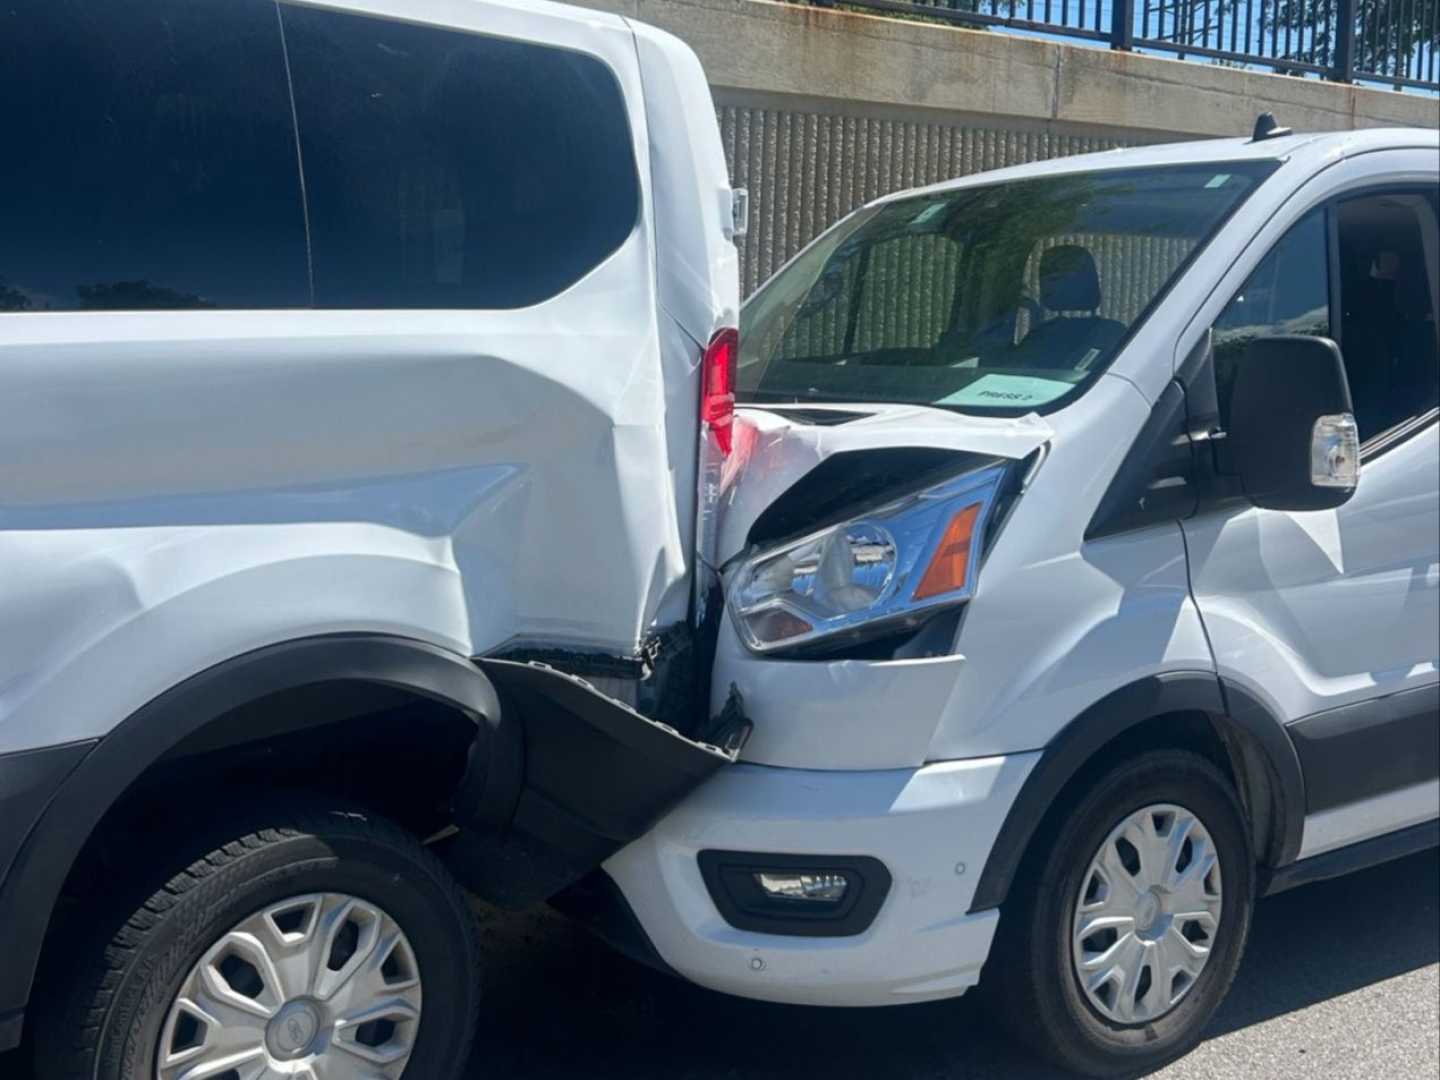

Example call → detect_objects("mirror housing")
1227 335 1360 512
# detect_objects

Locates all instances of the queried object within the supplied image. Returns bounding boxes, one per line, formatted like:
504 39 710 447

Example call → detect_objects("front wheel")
990 750 1255 1077
36 804 481 1080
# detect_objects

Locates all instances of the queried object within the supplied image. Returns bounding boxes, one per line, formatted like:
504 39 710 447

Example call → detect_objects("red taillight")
702 327 738 455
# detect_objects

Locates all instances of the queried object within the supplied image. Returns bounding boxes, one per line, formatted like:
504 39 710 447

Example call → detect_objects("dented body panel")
709 376 1213 771
0 1 738 757
716 404 1052 565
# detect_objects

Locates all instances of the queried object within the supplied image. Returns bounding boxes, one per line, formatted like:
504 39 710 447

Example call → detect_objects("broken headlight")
727 464 1007 653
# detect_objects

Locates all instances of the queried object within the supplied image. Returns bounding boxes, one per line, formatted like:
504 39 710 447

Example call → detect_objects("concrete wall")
573 0 1437 291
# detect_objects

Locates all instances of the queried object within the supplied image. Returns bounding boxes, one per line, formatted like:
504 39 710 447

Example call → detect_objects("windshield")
738 162 1277 414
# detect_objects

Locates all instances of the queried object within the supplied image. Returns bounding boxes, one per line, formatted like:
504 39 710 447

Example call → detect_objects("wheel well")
1009 710 1281 903
56 682 477 910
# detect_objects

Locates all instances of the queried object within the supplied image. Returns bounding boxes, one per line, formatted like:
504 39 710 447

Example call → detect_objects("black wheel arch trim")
966 671 1306 914
0 633 512 1025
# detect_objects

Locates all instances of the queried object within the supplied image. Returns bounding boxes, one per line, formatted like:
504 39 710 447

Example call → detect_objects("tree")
75 280 215 310
1273 0 1438 79
0 278 32 312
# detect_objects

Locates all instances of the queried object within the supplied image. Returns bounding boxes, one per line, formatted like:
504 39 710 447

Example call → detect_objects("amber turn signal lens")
912 503 981 601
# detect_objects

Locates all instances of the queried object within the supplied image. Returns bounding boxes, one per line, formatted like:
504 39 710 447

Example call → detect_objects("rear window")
280 5 642 310
0 0 309 311
739 162 1276 414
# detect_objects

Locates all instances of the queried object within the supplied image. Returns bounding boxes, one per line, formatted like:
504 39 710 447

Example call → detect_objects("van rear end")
0 3 742 1072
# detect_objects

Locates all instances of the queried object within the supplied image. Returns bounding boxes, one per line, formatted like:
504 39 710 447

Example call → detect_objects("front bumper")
603 750 1038 1007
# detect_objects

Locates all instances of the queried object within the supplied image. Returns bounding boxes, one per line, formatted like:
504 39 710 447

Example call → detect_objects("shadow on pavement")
466 849 1439 1079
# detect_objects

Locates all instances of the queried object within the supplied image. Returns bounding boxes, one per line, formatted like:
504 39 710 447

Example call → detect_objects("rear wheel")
991 750 1254 1077
36 803 480 1080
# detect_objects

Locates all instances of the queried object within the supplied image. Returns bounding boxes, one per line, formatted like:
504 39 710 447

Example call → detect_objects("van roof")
302 0 631 33
883 127 1440 204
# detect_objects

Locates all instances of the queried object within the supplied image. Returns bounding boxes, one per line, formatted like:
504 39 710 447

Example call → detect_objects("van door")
1182 181 1440 860
276 2 703 664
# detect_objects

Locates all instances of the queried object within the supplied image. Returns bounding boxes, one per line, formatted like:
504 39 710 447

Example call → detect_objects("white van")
0 1 740 1077
608 120 1439 1077
0 3 1434 1076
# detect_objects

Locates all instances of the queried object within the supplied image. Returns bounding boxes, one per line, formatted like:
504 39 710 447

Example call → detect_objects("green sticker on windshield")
937 373 1074 408
910 202 947 226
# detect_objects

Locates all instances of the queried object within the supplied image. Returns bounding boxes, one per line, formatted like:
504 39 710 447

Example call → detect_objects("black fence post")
1331 0 1356 80
1111 0 1136 48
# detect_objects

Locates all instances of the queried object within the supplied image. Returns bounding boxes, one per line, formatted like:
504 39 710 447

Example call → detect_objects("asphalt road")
5 850 1435 1079
454 849 1438 1080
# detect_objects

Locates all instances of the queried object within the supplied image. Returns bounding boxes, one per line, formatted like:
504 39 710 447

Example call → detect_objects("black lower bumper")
446 660 742 909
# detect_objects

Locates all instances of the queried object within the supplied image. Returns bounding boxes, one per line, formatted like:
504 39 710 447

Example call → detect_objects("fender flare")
967 671 1306 914
0 633 514 1021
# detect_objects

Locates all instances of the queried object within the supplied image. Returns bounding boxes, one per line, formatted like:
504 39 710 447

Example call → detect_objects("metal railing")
806 0 1439 89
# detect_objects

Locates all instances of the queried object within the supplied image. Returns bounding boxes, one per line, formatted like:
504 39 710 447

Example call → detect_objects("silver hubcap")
1071 803 1223 1025
157 893 422 1079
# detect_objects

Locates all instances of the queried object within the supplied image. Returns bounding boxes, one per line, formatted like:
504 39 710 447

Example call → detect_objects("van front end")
604 745 1038 1005
595 402 1056 1006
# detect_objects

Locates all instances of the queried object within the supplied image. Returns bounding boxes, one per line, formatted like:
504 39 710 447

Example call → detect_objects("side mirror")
1228 335 1360 512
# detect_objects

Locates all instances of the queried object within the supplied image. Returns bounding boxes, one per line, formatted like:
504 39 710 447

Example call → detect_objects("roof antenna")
1251 112 1292 141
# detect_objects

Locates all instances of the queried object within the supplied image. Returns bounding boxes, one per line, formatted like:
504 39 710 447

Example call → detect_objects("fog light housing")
698 851 892 938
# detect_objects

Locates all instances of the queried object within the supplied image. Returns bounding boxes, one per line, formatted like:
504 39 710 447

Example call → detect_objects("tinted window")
280 6 641 310
1336 192 1439 441
1211 209 1331 429
740 164 1275 415
0 0 308 311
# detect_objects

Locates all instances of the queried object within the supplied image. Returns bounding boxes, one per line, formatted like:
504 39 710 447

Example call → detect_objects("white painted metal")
1177 148 1440 852
716 404 1053 565
1186 424 1440 722
0 0 737 756
714 373 1219 768
1298 780 1440 859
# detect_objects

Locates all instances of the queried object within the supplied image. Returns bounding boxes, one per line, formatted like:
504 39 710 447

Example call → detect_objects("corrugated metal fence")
715 97 1141 295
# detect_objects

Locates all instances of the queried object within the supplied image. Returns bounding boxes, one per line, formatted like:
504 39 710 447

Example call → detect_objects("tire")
989 750 1254 1078
34 802 481 1080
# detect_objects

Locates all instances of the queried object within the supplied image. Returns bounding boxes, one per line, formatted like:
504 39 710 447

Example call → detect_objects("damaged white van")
0 1 742 1077
0 0 1435 1075
617 119 1438 1077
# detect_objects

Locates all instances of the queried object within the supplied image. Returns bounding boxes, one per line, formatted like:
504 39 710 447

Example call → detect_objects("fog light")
698 851 893 938
755 871 850 903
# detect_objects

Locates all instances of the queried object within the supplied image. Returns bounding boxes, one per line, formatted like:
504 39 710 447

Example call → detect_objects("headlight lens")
727 464 1007 652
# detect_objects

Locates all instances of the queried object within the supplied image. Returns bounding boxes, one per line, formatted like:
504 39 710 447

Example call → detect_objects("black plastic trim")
0 1008 21 1054
698 850 892 938
745 448 995 551
968 671 1308 913
1261 818 1439 897
1216 680 1309 866
1086 379 1196 539
1288 684 1440 814
0 634 503 1022
0 741 96 892
447 661 738 909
